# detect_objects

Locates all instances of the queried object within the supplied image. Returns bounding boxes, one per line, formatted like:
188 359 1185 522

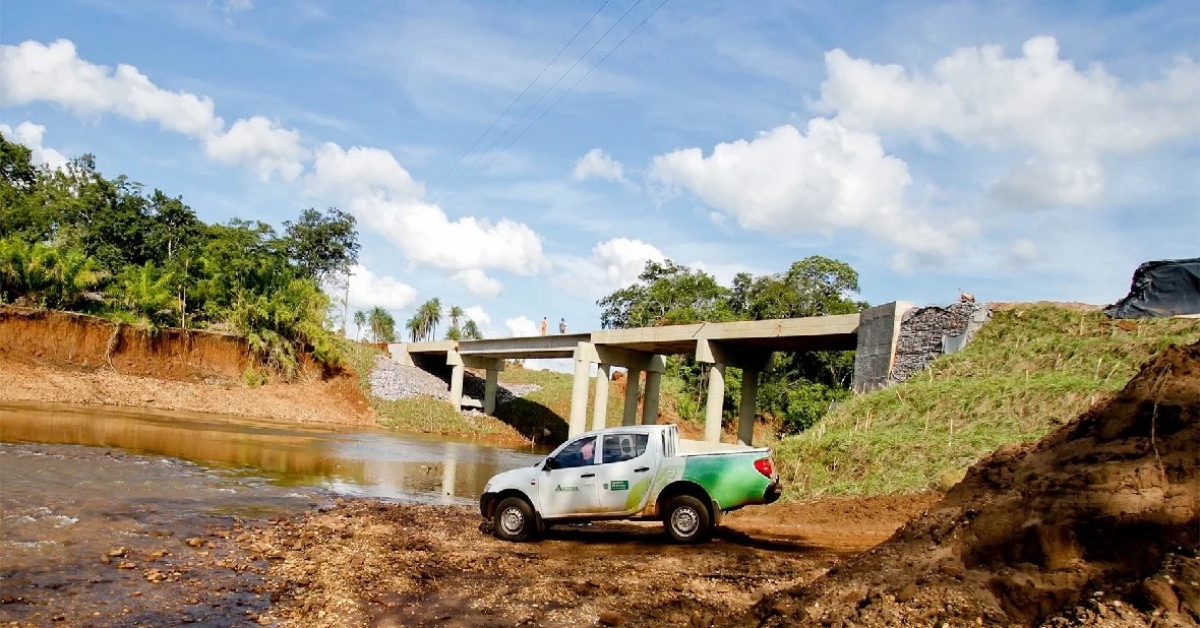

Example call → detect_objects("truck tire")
662 495 711 543
492 497 537 542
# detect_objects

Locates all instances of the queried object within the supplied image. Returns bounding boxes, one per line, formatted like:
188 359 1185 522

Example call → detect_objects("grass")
773 305 1200 499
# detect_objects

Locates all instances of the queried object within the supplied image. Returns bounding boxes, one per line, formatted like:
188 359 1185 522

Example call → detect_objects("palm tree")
405 313 424 342
449 305 464 330
424 298 442 341
353 310 367 341
367 306 395 342
462 319 483 340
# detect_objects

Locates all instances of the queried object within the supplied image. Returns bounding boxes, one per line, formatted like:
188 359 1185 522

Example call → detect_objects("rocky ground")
368 354 541 410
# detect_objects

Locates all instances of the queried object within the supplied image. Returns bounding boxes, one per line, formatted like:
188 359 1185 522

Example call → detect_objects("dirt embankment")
740 339 1200 628
0 307 371 426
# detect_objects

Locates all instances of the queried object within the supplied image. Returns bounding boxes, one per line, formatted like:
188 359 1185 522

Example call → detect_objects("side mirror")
543 457 559 471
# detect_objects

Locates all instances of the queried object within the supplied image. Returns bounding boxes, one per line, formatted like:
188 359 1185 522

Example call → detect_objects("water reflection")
0 402 546 505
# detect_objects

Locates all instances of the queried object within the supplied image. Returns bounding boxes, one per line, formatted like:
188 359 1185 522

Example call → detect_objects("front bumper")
763 481 783 504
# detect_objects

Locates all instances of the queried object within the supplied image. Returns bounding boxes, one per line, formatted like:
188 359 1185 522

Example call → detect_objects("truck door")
538 435 601 517
595 432 654 514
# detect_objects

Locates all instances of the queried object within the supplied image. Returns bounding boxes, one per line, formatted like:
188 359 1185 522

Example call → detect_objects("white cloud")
591 238 666 288
817 36 1200 209
1009 239 1039 265
345 263 418 310
463 306 491 330
349 196 547 275
572 148 632 187
307 142 424 199
223 0 254 12
0 121 68 170
649 119 971 263
452 269 504 297
504 315 538 338
203 116 306 182
0 39 223 138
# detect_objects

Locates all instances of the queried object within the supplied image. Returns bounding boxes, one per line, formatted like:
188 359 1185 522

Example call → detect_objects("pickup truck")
479 424 782 544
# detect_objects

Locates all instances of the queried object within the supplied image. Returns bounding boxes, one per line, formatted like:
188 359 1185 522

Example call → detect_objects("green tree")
282 207 360 285
597 260 733 329
446 305 465 340
108 261 176 326
368 306 396 343
462 319 483 340
353 310 367 341
416 297 442 341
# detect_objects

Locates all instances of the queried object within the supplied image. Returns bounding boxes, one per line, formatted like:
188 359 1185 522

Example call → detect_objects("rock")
185 537 204 548
107 547 126 557
896 582 919 602
117 561 137 569
891 302 992 383
367 354 541 407
1139 578 1180 613
598 610 625 627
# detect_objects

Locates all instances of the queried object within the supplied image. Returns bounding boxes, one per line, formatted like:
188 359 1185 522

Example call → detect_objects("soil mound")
741 340 1200 628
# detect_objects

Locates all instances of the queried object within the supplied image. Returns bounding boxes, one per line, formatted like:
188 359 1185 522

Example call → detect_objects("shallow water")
0 402 545 626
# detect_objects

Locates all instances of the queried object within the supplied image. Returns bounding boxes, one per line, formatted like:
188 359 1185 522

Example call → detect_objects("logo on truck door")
554 485 579 492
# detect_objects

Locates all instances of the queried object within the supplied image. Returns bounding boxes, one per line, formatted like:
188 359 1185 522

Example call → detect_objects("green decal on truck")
555 485 579 492
610 480 629 491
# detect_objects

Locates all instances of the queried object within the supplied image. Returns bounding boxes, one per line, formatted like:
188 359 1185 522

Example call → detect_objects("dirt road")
0 495 938 627
244 495 939 628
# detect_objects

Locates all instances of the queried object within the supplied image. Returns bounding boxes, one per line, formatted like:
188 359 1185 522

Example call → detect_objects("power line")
425 0 614 197
430 0 648 204
437 0 672 207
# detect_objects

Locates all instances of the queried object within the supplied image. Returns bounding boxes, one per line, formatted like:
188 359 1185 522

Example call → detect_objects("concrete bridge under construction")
388 301 912 446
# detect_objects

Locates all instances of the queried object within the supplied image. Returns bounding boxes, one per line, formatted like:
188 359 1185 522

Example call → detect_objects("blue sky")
2 0 1198 347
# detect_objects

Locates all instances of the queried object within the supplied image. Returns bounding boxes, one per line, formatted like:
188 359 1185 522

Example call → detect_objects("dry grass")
774 305 1200 498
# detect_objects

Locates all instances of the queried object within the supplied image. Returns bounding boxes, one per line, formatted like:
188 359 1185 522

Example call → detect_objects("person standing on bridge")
540 317 548 336
559 318 567 334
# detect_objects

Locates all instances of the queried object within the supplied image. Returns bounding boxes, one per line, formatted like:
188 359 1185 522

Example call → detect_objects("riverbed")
0 402 544 626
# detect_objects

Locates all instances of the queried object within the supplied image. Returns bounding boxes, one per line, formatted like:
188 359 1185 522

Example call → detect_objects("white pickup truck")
479 424 782 543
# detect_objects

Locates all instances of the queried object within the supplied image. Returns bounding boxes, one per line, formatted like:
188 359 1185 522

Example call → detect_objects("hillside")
773 303 1200 498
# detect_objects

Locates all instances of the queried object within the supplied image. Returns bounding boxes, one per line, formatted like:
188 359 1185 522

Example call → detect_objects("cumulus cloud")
0 121 68 170
306 142 424 199
572 148 633 188
452 269 504 297
504 315 538 338
551 237 666 297
463 306 492 332
817 36 1200 208
345 263 418 310
347 196 546 275
0 39 223 137
649 119 971 262
203 116 307 182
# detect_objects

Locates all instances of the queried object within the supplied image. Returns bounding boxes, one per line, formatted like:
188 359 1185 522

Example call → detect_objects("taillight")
754 457 773 478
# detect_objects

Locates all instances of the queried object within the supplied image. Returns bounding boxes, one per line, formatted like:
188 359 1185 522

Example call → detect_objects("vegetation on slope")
774 305 1200 498
1 133 359 378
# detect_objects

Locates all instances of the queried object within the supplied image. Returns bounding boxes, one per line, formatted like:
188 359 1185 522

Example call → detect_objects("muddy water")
0 402 544 626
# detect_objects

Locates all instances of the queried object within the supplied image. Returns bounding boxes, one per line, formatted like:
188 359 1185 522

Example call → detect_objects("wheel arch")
655 480 715 521
483 489 535 519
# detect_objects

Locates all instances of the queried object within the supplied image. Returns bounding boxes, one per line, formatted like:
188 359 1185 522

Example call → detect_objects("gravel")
367 354 541 409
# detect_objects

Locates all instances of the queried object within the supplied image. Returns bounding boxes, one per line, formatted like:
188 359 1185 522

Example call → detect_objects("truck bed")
677 439 766 455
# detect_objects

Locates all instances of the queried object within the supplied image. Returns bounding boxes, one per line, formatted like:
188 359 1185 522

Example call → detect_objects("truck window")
550 436 597 469
600 434 648 464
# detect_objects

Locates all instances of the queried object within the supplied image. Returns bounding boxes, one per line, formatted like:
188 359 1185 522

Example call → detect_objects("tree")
405 313 424 342
367 306 396 343
353 310 367 341
415 297 442 341
597 260 733 329
462 319 483 340
446 305 465 340
282 207 360 286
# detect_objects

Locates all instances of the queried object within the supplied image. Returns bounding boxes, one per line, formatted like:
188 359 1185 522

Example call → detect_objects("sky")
2 0 1198 358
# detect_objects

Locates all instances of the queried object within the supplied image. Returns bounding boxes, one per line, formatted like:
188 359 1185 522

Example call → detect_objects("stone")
597 610 625 627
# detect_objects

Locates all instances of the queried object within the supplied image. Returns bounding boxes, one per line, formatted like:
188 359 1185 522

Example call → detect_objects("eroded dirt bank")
0 307 371 426
736 339 1200 628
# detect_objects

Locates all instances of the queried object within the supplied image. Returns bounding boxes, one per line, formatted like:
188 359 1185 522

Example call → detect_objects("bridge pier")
738 367 760 446
484 369 499 415
622 368 641 426
446 351 505 413
642 370 662 425
592 364 611 430
696 340 773 445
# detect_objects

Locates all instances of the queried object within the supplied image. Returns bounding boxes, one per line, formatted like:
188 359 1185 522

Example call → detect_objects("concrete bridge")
388 301 912 446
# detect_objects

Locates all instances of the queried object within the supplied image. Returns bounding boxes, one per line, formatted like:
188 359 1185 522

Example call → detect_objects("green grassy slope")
773 305 1199 498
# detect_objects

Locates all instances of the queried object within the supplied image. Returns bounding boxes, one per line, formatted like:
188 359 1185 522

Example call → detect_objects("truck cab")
480 424 782 543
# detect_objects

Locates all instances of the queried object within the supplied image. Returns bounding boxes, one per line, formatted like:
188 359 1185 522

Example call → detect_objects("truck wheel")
493 497 537 542
663 495 711 544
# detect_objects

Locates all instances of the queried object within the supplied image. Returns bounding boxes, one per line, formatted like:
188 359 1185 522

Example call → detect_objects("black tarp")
1104 257 1200 318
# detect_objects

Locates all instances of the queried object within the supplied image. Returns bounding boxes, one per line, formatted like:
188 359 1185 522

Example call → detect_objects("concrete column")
642 370 662 425
483 369 499 415
592 364 611 431
622 368 642 426
738 368 759 446
704 363 726 443
440 447 457 504
449 364 465 410
568 344 593 437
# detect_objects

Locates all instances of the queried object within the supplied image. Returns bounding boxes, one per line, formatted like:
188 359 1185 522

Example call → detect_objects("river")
0 402 546 626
